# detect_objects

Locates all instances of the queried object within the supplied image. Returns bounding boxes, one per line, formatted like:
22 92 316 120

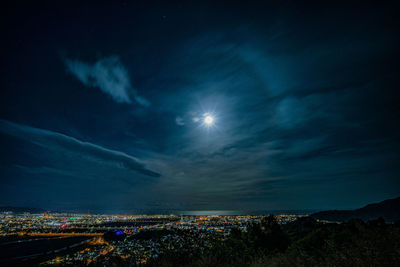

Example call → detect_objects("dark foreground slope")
311 197 400 222
53 215 400 267
142 217 400 267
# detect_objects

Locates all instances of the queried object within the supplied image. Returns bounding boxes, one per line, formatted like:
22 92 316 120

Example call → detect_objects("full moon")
204 115 214 126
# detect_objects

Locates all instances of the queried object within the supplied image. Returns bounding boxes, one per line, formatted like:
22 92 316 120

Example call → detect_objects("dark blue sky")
1 2 399 213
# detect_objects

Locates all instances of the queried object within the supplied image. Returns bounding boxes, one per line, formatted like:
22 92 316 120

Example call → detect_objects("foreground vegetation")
144 216 400 267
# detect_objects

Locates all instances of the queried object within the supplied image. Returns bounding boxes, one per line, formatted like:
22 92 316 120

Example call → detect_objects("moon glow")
203 115 214 126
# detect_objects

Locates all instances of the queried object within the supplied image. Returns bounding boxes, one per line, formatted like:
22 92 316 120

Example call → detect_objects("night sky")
1 2 399 213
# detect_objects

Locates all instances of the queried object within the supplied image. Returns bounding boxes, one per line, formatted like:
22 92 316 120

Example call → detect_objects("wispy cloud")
175 116 185 126
0 119 160 177
65 56 149 106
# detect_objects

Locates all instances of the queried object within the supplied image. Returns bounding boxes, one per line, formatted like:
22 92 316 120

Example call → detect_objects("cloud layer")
0 119 160 177
1 2 399 212
65 56 149 106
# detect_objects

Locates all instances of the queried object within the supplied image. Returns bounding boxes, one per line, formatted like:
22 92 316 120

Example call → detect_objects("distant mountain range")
0 206 47 214
311 197 400 222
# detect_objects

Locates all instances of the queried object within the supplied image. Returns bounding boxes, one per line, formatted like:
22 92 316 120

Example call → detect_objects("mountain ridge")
311 196 400 222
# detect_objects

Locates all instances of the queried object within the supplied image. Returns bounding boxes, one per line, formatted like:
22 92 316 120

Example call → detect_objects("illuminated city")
0 211 303 265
